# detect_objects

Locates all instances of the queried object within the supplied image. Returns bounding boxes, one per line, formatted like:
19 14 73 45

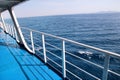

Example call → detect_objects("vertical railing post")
62 40 66 78
102 54 110 80
14 27 19 42
8 8 33 53
0 13 7 32
12 26 15 38
8 25 10 35
11 26 13 37
12 26 14 37
42 34 47 63
6 24 8 33
14 27 16 38
30 31 35 54
5 24 8 33
9 25 11 35
10 25 12 36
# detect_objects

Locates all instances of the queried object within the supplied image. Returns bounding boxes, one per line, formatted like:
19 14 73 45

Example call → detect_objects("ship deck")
0 29 62 80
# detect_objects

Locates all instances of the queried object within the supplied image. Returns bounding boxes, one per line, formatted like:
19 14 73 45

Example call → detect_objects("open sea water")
18 13 120 53
15 13 120 80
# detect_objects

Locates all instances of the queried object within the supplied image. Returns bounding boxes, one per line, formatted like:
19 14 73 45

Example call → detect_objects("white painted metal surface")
30 31 35 53
42 34 47 63
62 40 66 78
8 8 34 53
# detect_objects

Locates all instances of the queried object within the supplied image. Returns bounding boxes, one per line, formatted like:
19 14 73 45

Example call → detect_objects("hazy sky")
2 0 120 18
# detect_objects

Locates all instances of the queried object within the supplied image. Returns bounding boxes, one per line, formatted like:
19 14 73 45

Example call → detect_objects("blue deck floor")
0 30 62 80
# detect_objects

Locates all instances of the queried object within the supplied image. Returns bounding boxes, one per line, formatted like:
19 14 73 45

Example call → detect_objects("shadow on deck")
0 30 62 80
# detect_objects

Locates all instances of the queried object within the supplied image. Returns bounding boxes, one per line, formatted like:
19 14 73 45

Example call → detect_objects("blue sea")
8 13 120 80
18 13 120 53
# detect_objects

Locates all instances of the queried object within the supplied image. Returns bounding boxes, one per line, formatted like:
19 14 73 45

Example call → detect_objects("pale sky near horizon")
2 0 120 18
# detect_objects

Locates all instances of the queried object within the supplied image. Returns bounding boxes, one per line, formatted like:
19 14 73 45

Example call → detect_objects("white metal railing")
1 24 120 80
2 24 18 41
21 27 120 80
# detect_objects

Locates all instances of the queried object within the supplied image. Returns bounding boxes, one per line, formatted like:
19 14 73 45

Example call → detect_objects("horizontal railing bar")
21 27 120 79
21 27 120 58
46 59 62 75
44 43 120 79
46 57 63 75
108 70 120 77
25 33 41 41
23 33 30 37
66 51 103 69
45 42 62 51
37 51 43 56
66 69 82 80
47 43 103 75
34 45 43 51
33 37 41 41
33 41 42 46
47 57 62 68
25 40 31 44
34 43 41 47
66 61 100 80
46 50 62 60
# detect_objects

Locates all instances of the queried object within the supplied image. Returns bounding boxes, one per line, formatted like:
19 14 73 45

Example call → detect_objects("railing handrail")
21 27 120 59
21 26 120 80
3 24 120 80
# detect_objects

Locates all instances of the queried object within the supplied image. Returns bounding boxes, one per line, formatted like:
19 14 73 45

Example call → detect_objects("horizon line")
5 11 120 19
